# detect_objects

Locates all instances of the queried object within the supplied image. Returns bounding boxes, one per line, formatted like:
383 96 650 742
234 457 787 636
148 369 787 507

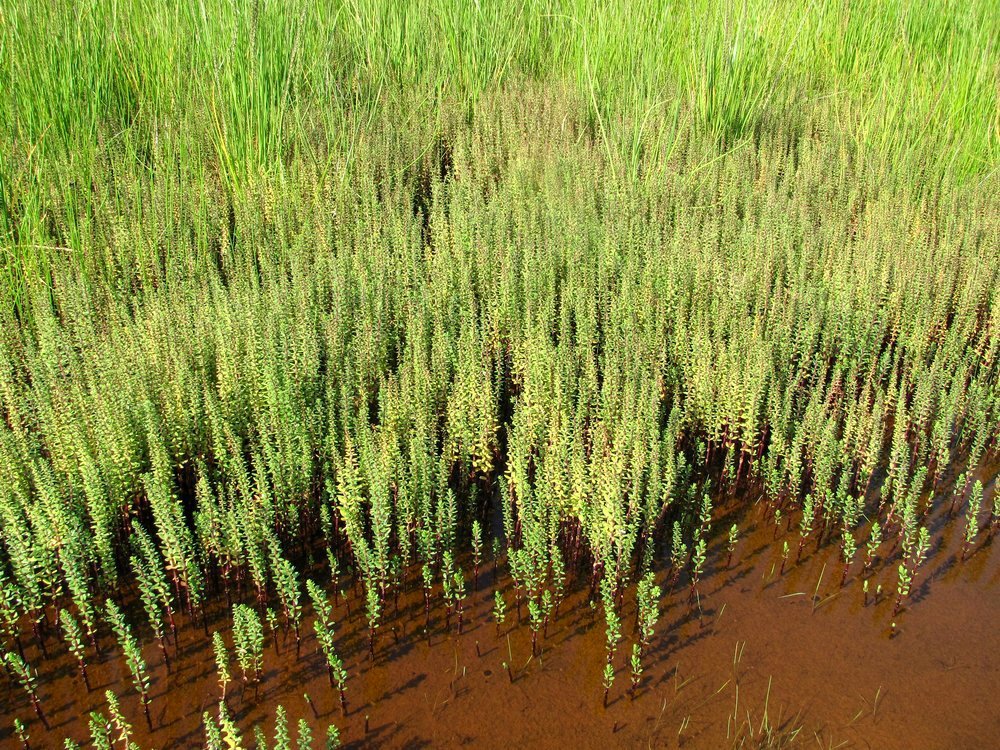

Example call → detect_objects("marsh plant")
726 524 739 568
213 632 231 701
307 580 348 714
59 609 90 691
0 0 997 738
601 577 622 708
105 602 152 731
962 481 984 560
493 590 507 637
233 604 265 696
3 651 47 728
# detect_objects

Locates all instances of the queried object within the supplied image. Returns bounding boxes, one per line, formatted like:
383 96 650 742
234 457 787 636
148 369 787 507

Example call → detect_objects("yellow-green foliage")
0 1 996 679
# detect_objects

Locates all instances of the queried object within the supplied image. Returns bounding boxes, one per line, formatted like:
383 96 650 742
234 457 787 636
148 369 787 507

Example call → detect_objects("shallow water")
4 483 998 750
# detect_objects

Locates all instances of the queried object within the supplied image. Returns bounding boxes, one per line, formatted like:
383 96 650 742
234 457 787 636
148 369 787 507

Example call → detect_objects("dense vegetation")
1 0 998 744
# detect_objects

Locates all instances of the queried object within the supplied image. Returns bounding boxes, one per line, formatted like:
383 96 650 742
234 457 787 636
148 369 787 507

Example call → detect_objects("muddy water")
4 491 998 749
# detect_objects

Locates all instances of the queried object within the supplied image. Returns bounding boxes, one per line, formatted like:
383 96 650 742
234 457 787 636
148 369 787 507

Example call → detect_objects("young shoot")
60 608 90 691
307 580 347 713
89 712 112 750
106 690 132 748
204 711 222 750
670 522 687 584
635 571 660 652
326 724 342 749
629 642 643 698
600 576 621 707
962 480 983 560
212 631 231 700
272 552 304 657
527 595 543 656
892 564 913 620
265 607 280 653
602 662 616 708
296 718 312 750
493 590 506 637
797 494 814 562
452 567 467 634
865 521 882 571
217 701 242 749
13 718 28 750
471 519 483 589
841 528 857 586
690 536 707 622
232 604 265 695
105 601 154 730
274 705 290 750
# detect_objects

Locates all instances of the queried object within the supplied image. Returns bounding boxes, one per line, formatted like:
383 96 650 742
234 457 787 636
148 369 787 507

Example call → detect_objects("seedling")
493 590 507 637
106 690 132 748
218 701 242 748
690 536 707 624
891 564 912 620
841 528 857 586
864 521 882 572
629 643 643 698
297 718 313 750
89 712 113 750
797 494 814 562
601 577 621 707
603 662 616 708
13 717 28 750
105 601 152 730
670 523 687 586
60 609 91 691
213 631 231 700
274 705 290 750
233 604 265 696
471 520 483 590
326 724 342 749
962 481 983 560
635 571 660 652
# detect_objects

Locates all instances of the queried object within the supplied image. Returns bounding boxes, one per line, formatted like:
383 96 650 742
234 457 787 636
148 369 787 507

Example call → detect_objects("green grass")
0 0 997 736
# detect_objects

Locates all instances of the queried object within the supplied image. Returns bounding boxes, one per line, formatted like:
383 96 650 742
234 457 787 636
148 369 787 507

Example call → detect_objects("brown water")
4 489 998 750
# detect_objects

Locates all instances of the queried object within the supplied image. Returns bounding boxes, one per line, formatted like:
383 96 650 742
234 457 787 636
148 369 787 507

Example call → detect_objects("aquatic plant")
865 521 883 573
962 481 983 560
726 524 739 568
13 718 28 750
213 632 231 701
0 0 996 733
105 601 151 731
493 590 507 638
306 580 347 713
296 719 312 750
274 706 291 750
2 650 45 727
841 528 858 586
601 577 621 708
232 604 265 694
59 609 90 691
105 690 132 749
89 712 112 750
